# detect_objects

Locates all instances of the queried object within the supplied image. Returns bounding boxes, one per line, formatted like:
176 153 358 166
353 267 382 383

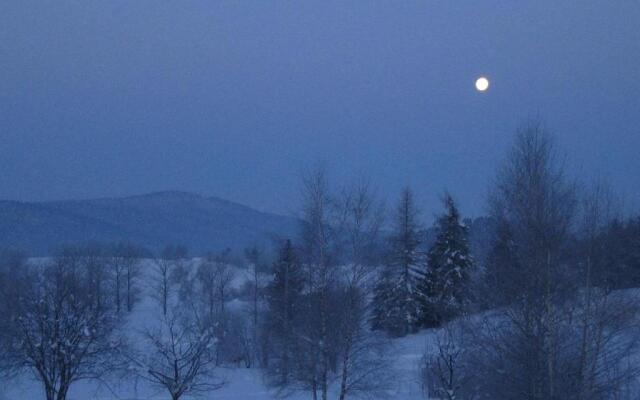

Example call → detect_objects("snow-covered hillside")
1 259 433 400
7 257 638 400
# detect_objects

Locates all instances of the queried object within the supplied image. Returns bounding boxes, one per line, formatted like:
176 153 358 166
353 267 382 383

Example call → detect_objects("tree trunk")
338 340 351 400
282 264 290 381
252 268 259 368
56 383 69 400
320 281 329 400
339 287 358 400
116 269 121 314
162 274 168 316
127 267 132 312
45 385 55 400
545 250 556 400
577 254 592 400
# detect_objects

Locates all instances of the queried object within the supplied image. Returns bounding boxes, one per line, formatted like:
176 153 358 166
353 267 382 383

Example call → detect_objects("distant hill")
0 191 300 256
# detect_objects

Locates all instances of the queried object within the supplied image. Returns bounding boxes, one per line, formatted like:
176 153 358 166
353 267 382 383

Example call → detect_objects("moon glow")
475 76 490 92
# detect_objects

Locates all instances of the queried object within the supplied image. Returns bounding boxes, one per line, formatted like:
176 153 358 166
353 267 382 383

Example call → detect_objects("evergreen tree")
372 188 424 336
264 239 305 386
417 194 473 328
594 216 640 290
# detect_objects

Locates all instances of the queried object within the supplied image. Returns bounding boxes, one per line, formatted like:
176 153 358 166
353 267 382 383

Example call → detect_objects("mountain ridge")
0 191 299 256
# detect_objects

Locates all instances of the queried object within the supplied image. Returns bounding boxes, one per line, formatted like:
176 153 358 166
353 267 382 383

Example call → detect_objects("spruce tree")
264 239 305 386
372 188 424 336
417 194 472 328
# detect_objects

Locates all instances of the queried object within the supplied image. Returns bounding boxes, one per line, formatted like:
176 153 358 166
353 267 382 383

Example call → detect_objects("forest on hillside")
1 122 640 400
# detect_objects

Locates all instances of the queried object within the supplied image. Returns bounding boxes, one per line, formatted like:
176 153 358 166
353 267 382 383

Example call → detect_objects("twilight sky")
1 1 639 219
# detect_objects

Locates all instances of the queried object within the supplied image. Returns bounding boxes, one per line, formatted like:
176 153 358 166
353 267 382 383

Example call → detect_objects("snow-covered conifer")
417 194 472 328
372 188 424 336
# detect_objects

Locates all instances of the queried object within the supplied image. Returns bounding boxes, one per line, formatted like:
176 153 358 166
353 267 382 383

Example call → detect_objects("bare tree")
128 311 224 400
462 291 640 400
5 253 124 400
153 245 188 316
421 320 475 400
194 256 218 318
186 249 238 366
337 177 385 285
265 172 395 400
474 121 577 399
244 245 269 367
485 119 576 307
108 241 143 313
334 286 394 400
59 243 112 313
212 249 235 319
299 166 339 400
469 121 640 400
335 179 393 400
211 250 236 365
568 180 640 400
263 167 341 400
0 249 28 377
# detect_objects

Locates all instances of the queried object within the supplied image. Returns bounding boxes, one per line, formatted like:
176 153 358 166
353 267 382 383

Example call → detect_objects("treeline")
1 120 640 400
422 121 640 400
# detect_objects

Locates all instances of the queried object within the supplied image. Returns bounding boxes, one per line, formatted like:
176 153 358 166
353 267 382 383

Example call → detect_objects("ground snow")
3 332 432 400
2 259 434 400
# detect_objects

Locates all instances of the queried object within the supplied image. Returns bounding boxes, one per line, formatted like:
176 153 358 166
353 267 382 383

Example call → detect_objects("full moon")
475 76 490 92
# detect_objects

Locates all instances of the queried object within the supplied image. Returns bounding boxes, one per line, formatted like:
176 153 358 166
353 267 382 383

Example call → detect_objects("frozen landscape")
2 1 639 399
1 134 640 400
2 259 432 400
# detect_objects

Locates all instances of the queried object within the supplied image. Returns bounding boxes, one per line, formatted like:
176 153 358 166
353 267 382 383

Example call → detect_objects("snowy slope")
4 333 431 400
2 258 434 400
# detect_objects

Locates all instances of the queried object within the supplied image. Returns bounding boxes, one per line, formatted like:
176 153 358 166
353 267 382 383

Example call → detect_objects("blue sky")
1 1 638 219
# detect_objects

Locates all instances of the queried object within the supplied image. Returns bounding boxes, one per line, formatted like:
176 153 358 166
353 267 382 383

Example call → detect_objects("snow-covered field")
6 258 640 400
1 260 434 400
